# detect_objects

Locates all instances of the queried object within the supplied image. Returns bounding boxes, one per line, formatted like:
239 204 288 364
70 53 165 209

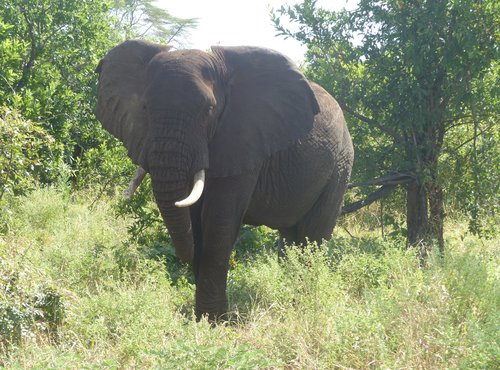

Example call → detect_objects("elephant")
95 39 354 321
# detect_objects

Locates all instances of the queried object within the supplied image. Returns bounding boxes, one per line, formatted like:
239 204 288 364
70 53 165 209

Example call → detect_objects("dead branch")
341 171 416 215
341 184 398 215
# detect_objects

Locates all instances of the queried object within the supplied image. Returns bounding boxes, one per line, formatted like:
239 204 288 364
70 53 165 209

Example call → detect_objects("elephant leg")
277 173 348 258
278 227 297 259
296 172 350 245
195 173 259 322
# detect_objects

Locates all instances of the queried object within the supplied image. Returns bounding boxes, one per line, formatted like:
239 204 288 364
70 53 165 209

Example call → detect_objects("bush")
74 143 134 195
0 241 65 354
0 107 57 202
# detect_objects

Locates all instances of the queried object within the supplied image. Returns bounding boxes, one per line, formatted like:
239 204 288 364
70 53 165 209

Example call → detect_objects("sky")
159 0 356 63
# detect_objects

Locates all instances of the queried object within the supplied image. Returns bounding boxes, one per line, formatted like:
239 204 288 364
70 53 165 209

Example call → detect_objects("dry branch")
341 171 416 215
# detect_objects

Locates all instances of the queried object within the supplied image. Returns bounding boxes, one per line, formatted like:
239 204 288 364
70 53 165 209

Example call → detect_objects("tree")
111 0 197 45
0 0 120 181
273 0 498 255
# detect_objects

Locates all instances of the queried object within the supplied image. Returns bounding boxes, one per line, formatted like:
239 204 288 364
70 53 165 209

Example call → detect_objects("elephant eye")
204 95 216 117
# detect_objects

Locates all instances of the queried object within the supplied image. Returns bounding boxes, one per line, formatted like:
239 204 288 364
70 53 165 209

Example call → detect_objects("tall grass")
1 187 498 368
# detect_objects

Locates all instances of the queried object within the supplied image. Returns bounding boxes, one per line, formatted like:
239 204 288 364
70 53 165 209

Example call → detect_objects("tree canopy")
111 0 197 45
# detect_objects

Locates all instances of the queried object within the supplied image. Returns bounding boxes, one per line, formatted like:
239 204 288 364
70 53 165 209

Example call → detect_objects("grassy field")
1 187 498 369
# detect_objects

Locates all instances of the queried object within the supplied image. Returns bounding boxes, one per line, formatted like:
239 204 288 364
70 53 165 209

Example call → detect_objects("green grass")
1 187 498 368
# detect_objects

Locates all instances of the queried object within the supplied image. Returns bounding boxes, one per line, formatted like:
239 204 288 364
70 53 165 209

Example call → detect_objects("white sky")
159 0 356 63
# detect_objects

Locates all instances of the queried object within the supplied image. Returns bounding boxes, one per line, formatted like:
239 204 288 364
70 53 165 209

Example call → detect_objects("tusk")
123 167 147 199
175 170 205 208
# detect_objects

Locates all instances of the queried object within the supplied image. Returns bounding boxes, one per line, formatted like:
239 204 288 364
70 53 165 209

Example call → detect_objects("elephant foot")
195 300 229 324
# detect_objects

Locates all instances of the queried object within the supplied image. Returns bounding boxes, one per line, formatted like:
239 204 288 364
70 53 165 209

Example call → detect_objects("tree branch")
341 184 398 215
445 123 497 153
342 171 416 215
16 6 38 90
167 24 187 44
337 100 403 142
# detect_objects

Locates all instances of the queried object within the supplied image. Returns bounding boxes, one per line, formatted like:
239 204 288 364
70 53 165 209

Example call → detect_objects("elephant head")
95 40 320 263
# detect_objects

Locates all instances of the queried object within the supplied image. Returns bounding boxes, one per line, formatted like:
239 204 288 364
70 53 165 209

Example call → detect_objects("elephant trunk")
156 201 194 263
147 120 208 263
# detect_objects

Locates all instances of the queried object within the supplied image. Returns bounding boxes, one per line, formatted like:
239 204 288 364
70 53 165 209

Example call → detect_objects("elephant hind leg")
295 172 349 246
278 227 298 259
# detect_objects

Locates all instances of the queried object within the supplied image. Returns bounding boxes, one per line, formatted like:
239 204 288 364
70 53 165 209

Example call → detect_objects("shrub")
0 107 57 202
0 242 65 354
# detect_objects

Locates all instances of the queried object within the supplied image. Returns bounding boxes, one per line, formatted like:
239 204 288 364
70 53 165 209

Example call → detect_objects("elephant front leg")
195 225 235 322
194 173 259 322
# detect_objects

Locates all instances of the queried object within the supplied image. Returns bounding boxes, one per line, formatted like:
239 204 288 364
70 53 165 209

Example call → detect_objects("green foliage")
442 61 500 236
232 225 278 262
228 233 498 368
0 188 498 368
113 178 163 244
0 107 56 202
73 142 178 269
144 341 280 369
0 241 65 353
0 0 121 183
110 176 191 283
75 143 135 194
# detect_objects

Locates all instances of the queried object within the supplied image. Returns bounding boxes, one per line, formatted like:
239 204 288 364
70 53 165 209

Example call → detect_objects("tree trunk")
429 182 445 254
406 182 431 261
406 180 445 261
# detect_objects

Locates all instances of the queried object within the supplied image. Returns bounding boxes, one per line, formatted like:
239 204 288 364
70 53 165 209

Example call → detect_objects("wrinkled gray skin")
95 40 354 321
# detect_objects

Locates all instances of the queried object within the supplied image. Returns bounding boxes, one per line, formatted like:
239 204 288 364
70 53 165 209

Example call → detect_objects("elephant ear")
95 39 170 168
208 46 320 177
